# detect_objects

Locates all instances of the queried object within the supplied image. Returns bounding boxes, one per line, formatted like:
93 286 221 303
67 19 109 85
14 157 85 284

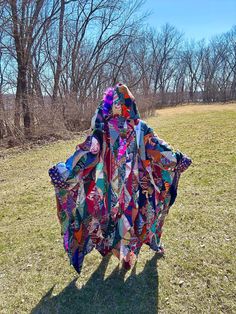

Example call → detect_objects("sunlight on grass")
0 104 235 313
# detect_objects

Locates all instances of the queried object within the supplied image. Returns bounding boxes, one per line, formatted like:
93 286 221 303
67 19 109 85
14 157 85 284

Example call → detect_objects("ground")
0 103 235 314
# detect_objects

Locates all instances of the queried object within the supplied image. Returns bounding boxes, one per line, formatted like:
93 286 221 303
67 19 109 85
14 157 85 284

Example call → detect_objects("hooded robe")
49 83 192 273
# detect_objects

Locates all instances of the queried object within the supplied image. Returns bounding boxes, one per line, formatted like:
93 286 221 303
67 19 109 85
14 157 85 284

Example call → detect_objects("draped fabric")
49 83 192 273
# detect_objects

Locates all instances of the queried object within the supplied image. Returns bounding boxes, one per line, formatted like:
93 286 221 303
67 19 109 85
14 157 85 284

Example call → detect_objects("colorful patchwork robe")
49 83 192 273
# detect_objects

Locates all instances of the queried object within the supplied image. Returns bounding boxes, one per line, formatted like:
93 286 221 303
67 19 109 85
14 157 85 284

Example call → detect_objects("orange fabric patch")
143 159 151 167
74 226 83 243
139 225 147 240
132 207 138 224
144 133 152 145
147 149 161 162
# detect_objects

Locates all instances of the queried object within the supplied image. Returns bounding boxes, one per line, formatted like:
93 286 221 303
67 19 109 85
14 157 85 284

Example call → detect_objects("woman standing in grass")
49 83 192 273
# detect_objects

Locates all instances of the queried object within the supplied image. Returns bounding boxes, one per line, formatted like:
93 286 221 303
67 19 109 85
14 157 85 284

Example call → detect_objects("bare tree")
0 45 4 139
52 0 65 102
1 0 60 136
149 24 183 103
182 40 205 102
0 0 235 143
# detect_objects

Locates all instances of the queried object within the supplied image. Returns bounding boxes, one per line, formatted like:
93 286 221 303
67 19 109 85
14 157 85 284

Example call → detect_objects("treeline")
0 0 235 140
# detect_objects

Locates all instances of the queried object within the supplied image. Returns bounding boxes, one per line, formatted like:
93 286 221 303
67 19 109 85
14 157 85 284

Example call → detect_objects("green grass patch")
0 104 235 313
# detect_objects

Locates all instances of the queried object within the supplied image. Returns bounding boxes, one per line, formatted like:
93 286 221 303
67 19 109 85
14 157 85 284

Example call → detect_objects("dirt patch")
0 129 89 158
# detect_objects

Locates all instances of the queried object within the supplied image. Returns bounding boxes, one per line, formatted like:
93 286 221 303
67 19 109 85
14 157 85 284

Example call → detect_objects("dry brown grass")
157 102 236 116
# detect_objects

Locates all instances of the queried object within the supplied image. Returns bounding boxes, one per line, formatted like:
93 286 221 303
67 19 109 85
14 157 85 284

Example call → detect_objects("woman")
49 83 192 273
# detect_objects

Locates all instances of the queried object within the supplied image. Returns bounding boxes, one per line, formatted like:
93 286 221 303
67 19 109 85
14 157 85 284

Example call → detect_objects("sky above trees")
143 0 236 41
0 0 235 139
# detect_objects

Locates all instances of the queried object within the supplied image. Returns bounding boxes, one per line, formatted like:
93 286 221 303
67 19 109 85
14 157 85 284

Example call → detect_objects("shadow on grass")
31 254 159 314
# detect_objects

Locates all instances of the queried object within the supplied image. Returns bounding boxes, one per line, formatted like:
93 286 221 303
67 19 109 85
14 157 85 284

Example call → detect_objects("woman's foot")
156 245 165 258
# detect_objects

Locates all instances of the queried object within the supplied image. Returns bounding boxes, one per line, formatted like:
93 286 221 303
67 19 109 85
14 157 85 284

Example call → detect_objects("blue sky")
142 0 236 41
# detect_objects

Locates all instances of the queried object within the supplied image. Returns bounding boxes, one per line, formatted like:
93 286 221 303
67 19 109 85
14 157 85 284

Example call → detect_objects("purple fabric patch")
103 87 114 115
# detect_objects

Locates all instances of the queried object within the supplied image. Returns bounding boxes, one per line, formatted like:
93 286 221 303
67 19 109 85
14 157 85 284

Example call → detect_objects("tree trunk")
16 64 31 137
52 0 65 102
0 90 5 140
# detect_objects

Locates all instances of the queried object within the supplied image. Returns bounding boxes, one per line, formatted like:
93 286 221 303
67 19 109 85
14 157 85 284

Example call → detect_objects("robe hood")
102 83 140 120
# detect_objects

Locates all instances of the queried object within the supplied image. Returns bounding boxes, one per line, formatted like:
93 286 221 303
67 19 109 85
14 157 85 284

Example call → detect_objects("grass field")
0 104 235 314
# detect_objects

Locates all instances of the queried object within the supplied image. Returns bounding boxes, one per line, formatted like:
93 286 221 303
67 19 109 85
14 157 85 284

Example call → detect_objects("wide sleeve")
48 101 106 190
48 103 107 273
48 134 101 190
48 133 102 273
141 121 192 207
143 124 191 172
